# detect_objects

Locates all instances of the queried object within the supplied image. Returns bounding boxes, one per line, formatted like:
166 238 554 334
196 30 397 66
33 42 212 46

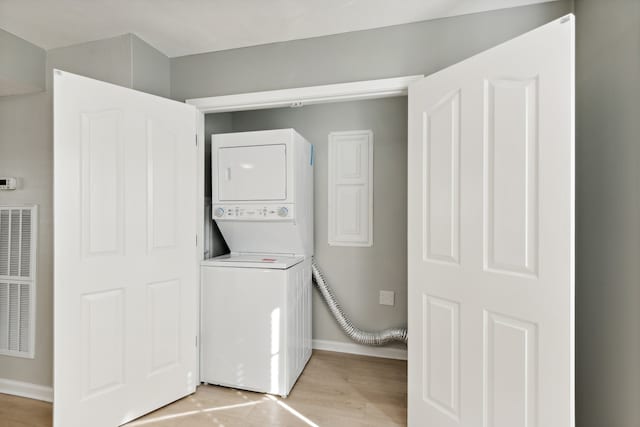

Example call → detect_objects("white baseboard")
312 339 407 360
0 378 53 402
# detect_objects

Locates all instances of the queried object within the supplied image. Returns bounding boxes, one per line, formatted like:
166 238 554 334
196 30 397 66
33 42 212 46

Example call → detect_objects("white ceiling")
0 0 557 58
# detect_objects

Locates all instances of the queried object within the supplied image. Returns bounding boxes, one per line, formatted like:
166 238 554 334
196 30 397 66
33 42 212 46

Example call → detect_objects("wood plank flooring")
0 393 51 427
0 350 407 426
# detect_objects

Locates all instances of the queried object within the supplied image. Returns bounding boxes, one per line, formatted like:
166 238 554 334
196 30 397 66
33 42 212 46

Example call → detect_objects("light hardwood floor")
0 350 407 426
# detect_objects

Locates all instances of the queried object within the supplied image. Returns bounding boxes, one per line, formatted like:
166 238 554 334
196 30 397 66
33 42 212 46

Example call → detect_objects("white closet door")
54 70 199 427
408 15 574 427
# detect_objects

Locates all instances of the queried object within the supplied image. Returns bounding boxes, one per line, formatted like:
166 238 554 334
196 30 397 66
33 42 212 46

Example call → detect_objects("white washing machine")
201 129 313 397
201 254 312 396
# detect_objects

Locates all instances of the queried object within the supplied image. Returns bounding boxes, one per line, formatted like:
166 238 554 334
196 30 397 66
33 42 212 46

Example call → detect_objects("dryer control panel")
213 204 294 220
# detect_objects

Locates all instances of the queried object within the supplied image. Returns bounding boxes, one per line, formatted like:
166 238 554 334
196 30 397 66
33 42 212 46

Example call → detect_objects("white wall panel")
484 311 537 427
328 130 373 246
484 78 538 276
147 119 178 251
423 91 460 264
423 294 460 421
80 289 124 399
81 110 123 256
147 280 180 375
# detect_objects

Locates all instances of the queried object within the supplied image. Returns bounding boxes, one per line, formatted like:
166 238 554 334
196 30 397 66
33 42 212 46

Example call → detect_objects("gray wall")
0 33 171 388
47 35 134 88
575 1 640 426
0 28 45 95
228 98 408 344
171 1 573 100
132 34 171 98
47 34 171 96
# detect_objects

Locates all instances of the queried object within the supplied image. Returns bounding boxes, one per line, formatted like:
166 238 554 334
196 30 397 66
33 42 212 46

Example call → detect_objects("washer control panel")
212 204 295 221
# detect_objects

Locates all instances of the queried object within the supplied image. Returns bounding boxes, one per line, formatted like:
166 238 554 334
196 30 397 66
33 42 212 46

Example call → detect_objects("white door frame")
186 75 423 114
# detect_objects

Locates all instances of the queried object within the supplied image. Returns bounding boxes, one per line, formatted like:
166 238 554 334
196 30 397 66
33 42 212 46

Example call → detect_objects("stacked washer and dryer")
201 129 314 397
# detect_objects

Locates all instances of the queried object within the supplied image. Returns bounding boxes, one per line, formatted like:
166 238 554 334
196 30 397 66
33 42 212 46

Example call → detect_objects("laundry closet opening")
202 96 409 355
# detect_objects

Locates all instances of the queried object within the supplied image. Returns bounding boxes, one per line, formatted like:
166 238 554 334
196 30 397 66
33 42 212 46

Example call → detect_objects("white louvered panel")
9 210 20 276
8 283 19 351
0 284 6 347
20 209 32 278
19 284 31 352
0 210 9 276
0 205 37 358
0 207 36 280
0 282 33 355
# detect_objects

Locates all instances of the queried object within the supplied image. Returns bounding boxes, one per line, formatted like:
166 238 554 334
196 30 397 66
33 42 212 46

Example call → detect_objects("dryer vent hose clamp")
311 261 408 345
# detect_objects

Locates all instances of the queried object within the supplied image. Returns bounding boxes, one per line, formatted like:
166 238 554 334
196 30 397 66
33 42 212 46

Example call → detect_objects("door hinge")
195 134 198 147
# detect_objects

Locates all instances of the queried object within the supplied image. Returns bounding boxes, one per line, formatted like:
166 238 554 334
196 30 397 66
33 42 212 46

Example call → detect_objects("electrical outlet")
379 290 395 306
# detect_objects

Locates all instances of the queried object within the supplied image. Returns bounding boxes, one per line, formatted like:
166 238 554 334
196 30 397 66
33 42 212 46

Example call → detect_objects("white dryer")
201 129 314 397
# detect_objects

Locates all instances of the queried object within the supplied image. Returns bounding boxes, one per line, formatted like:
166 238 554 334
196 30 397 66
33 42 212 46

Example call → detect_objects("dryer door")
218 144 287 201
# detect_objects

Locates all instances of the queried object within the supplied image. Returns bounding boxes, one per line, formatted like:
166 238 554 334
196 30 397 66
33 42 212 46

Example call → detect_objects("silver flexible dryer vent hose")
311 261 408 345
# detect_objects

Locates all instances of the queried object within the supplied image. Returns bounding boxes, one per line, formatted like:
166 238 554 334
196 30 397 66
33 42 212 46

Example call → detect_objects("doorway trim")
185 75 423 113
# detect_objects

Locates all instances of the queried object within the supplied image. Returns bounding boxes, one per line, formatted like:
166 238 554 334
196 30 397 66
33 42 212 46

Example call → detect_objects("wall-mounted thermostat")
0 177 17 190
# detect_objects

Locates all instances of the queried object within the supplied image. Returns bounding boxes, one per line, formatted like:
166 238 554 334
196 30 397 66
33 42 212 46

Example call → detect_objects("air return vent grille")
0 206 37 358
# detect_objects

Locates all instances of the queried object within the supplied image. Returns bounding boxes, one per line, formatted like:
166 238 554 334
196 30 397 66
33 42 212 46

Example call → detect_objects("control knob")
277 207 289 217
214 207 225 218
